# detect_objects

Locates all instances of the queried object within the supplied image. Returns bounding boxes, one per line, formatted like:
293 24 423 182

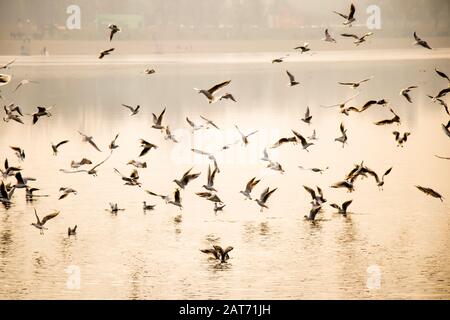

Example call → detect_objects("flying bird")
168 188 183 210
393 131 410 147
301 106 312 124
202 165 218 192
339 77 373 89
322 29 336 42
434 68 450 84
31 208 59 234
31 106 52 124
60 154 111 176
374 108 401 126
400 86 418 103
341 32 373 45
240 177 260 200
413 32 432 50
121 104 140 115
0 59 15 70
59 187 77 200
173 167 201 189
333 3 356 25
286 70 299 86
98 48 114 59
108 24 121 41
235 125 258 145
10 146 25 161
294 42 310 53
151 107 166 130
14 79 38 92
416 185 443 201
78 131 102 152
68 225 77 236
334 122 348 148
186 117 204 131
330 200 353 216
194 80 232 104
139 139 158 157
255 187 277 212
292 130 314 151
109 134 119 151
200 115 220 129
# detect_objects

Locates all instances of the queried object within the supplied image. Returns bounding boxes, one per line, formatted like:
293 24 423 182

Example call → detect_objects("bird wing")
262 188 277 202
88 139 102 152
340 33 359 39
15 172 26 185
437 87 450 98
333 10 348 19
10 146 22 153
191 148 211 156
342 200 353 212
186 117 195 128
435 68 450 82
304 107 310 118
121 104 135 112
348 3 355 19
207 80 231 95
413 32 420 42
174 189 181 203
291 130 307 145
303 185 316 199
34 208 41 224
339 123 346 135
56 140 69 148
245 130 258 138
286 70 295 82
157 107 166 125
234 125 245 138
91 154 112 170
383 167 393 178
41 211 60 225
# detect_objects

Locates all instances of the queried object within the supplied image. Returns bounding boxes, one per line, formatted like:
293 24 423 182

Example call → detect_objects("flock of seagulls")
0 3 449 265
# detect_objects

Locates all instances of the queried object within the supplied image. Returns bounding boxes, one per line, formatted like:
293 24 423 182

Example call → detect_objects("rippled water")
0 52 449 299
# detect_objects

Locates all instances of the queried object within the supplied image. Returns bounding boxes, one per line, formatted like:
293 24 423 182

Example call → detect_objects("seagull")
442 121 450 138
298 166 329 174
271 136 297 148
200 115 220 129
339 77 373 89
333 3 356 25
393 131 410 147
413 32 432 50
374 108 401 126
151 107 166 130
363 166 393 190
51 140 69 155
255 187 277 212
139 139 158 157
235 125 258 146
164 126 178 143
202 165 218 192
331 180 355 192
144 68 155 75
70 158 92 169
168 188 183 210
219 92 237 102
60 154 111 176
59 187 77 200
3 104 24 124
303 185 327 205
272 55 289 63
292 130 314 151
145 190 170 203
267 161 285 174
0 74 12 88
301 106 312 124
214 202 226 214
31 208 59 234
98 48 114 59
358 99 388 112
143 202 156 211
194 80 232 104
68 225 77 236
196 191 223 204
14 79 38 92
121 104 140 115
0 59 16 70
240 177 260 200
200 245 233 263
31 106 52 124
109 134 119 151
322 29 336 42
334 122 348 148
400 86 418 103
304 203 322 222
330 200 353 216
416 185 443 201
186 117 204 131
10 146 25 161
260 148 271 162
106 202 125 213
108 24 121 41
435 68 450 85
78 131 102 152
430 88 450 100
127 160 147 168
173 167 201 189
114 168 141 187
286 70 299 86
294 42 310 53
341 32 373 45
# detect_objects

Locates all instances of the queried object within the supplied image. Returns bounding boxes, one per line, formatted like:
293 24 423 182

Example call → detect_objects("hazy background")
0 0 450 54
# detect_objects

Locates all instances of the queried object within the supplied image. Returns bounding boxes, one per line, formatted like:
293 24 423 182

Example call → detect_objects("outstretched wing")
56 140 69 148
207 80 231 95
41 210 59 225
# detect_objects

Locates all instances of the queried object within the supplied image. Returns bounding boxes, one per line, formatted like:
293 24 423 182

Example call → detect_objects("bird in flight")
108 24 121 41
255 187 277 212
301 106 312 124
339 77 373 89
173 167 201 189
10 146 25 161
374 108 401 126
393 131 410 147
235 125 258 146
60 154 111 177
341 32 373 45
0 59 16 70
400 86 418 103
31 106 52 125
139 139 158 157
194 80 232 104
99 48 114 59
286 70 299 86
294 42 310 53
121 104 140 115
334 122 348 148
292 130 314 152
78 131 102 152
14 79 38 93
333 3 356 26
416 185 443 201
330 200 353 216
413 32 432 50
151 107 166 130
322 29 336 43
240 177 260 200
31 208 59 234
59 187 77 200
